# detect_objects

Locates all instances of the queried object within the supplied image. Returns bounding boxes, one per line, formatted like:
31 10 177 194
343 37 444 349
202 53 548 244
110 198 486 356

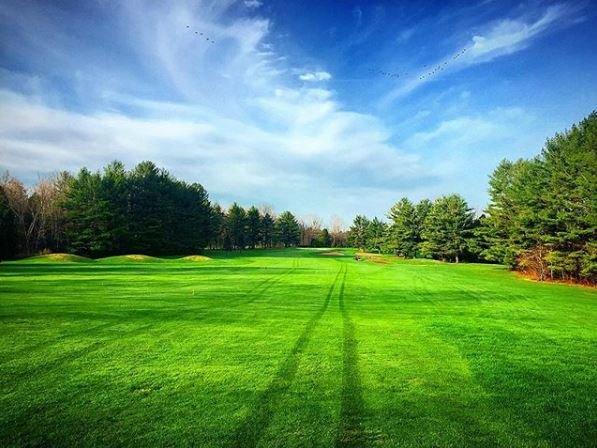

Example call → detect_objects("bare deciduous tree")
330 215 346 247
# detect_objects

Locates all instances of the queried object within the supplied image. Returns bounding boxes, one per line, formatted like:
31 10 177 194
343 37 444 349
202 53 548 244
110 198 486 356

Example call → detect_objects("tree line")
1 112 594 282
347 194 479 264
0 161 306 258
345 111 595 282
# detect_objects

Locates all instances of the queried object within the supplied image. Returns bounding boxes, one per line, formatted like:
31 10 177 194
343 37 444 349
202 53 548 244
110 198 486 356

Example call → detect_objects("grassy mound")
97 254 163 263
180 255 211 262
21 253 93 263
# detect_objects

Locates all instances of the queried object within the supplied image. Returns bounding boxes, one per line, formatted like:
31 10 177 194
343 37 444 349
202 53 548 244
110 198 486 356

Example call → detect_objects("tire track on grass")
336 266 366 448
229 265 345 448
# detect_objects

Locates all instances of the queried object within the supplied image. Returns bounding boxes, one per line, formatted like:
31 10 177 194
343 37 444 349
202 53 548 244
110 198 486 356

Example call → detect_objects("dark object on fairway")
354 254 361 261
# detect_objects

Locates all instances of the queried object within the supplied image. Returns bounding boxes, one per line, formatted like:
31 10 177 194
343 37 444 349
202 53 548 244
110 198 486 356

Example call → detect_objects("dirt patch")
515 271 596 288
320 251 344 256
181 255 211 262
356 252 391 264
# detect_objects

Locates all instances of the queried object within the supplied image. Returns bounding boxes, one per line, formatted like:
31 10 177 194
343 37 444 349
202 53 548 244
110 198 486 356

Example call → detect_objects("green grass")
0 248 595 447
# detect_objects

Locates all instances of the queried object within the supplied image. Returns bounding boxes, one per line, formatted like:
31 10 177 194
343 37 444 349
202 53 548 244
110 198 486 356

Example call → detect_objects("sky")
1 0 596 225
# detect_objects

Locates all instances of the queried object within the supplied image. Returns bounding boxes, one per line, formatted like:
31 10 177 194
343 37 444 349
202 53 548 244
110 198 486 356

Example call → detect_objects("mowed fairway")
0 249 595 447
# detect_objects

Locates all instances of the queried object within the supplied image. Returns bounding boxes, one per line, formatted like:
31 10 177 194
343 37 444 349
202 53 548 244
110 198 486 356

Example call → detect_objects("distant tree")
387 198 418 257
330 215 346 247
0 173 29 255
260 212 275 248
0 186 17 260
246 206 262 249
227 203 247 249
62 168 115 256
27 175 68 254
275 211 300 247
320 228 332 247
209 204 226 249
348 215 370 249
299 215 323 247
420 194 475 263
311 228 332 247
101 161 130 254
414 199 432 256
366 217 387 253
127 161 171 254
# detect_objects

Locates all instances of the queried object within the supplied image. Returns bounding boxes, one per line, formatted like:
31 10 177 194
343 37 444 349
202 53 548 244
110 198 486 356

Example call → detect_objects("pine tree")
275 211 300 247
387 198 417 257
366 217 387 253
62 168 114 256
420 194 474 263
227 203 247 249
260 213 275 248
348 215 370 249
246 206 262 249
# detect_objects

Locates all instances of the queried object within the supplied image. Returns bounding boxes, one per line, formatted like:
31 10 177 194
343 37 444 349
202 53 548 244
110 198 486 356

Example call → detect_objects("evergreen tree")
227 203 247 249
311 228 332 247
260 212 275 248
387 198 418 257
62 168 115 255
101 161 130 254
275 211 300 247
482 112 597 281
348 215 370 249
209 204 226 249
414 199 432 256
420 194 475 263
246 206 262 249
128 161 171 254
366 217 387 253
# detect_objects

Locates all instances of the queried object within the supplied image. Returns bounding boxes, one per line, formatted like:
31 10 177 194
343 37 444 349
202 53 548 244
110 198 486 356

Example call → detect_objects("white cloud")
0 0 434 221
0 0 557 220
298 71 332 82
244 0 262 8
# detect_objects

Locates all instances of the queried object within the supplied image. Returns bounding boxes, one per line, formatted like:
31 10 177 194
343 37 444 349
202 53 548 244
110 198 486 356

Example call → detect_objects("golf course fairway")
0 248 595 447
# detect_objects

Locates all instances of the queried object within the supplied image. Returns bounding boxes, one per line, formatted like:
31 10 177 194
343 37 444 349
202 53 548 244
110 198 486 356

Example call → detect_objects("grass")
0 248 595 447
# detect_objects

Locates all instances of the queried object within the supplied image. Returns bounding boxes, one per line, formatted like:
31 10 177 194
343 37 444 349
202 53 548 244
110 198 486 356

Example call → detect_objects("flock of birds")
187 25 216 44
185 25 469 84
368 46 470 81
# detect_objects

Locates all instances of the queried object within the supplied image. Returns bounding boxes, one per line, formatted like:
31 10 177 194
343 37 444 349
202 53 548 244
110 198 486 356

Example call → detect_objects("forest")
1 112 595 283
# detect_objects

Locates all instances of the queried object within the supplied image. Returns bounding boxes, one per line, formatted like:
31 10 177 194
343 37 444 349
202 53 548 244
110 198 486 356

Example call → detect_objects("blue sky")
0 0 595 225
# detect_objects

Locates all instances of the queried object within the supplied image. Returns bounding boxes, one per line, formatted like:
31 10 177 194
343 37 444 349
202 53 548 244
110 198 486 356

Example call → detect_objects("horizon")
1 0 596 223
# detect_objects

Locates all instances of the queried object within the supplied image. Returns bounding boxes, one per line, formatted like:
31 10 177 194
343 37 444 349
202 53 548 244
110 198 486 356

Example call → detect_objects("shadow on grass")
336 267 366 448
228 266 344 448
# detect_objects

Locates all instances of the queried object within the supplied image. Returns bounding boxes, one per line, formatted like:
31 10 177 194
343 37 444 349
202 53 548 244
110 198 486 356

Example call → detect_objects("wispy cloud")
0 1 434 219
298 71 332 82
244 0 262 9
382 2 581 104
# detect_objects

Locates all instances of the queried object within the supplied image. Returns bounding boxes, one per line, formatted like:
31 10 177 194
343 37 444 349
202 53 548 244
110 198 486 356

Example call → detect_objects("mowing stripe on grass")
228 265 345 448
1 268 295 391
